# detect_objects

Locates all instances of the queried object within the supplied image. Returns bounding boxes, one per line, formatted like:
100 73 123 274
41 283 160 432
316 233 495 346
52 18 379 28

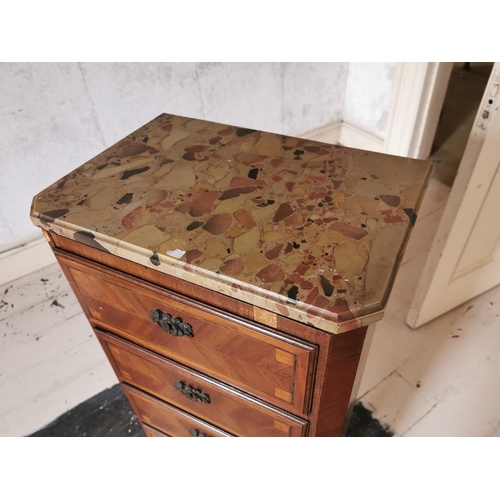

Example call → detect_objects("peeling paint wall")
0 62 395 253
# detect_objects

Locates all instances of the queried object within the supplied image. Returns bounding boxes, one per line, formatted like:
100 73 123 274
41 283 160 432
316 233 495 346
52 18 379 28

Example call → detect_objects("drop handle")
149 309 193 337
174 381 211 404
189 429 207 437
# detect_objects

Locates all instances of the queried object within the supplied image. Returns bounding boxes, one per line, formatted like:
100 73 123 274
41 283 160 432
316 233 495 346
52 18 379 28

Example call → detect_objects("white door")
407 63 500 328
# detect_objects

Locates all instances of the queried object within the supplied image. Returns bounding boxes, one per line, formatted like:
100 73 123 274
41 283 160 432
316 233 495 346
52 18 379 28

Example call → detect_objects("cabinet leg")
341 324 376 436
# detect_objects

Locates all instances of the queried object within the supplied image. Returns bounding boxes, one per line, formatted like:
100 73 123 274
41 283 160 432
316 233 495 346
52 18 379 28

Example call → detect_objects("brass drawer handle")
189 428 207 437
174 381 211 404
149 309 193 337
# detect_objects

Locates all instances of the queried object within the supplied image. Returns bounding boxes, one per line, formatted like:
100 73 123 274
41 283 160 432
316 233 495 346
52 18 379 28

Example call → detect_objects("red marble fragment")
185 249 203 263
230 177 257 188
285 182 295 192
284 242 293 254
189 191 219 216
175 201 192 214
256 264 285 283
203 213 233 234
312 295 330 309
219 186 257 200
301 281 314 290
284 213 303 226
309 191 327 200
234 152 267 165
272 175 282 182
329 222 368 240
275 304 290 316
295 262 309 275
305 287 319 305
218 127 234 136
234 209 256 229
121 206 143 230
209 136 222 145
380 195 401 207
161 124 172 132
381 210 404 223
146 189 168 207
273 202 294 222
332 181 342 189
271 158 285 168
220 258 245 277
265 244 284 260
327 298 354 320
148 203 172 213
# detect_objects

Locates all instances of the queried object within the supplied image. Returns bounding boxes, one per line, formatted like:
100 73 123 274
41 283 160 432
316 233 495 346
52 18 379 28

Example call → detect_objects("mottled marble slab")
30 114 432 334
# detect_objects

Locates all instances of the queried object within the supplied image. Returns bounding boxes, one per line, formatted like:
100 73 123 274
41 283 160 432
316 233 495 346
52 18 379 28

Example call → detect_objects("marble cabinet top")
30 114 432 334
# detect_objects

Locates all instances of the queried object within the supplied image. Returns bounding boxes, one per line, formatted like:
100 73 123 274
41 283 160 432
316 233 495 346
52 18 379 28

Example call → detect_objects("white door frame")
407 63 500 327
384 62 453 159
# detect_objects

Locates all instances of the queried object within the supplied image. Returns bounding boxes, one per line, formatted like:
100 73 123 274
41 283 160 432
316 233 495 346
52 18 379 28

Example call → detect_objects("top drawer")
56 251 317 414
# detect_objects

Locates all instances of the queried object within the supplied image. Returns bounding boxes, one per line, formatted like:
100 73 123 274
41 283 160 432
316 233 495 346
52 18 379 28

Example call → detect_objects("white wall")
343 62 396 140
0 62 395 253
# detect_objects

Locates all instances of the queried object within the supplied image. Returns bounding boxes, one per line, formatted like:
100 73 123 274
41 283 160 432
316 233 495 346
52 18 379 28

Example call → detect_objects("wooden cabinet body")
30 114 431 436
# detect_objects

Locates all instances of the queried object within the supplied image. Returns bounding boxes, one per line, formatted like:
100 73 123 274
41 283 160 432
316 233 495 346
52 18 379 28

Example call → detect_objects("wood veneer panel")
97 329 309 437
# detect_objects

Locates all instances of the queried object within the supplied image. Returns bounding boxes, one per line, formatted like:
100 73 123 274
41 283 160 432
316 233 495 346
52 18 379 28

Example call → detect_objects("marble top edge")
30 113 432 333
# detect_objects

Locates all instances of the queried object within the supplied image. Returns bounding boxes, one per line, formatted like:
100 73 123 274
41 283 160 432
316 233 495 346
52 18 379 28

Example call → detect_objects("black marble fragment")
120 166 150 180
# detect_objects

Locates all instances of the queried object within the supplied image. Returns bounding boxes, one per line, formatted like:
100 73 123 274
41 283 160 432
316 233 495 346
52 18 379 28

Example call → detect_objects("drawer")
143 424 170 437
124 385 232 437
57 252 317 414
97 329 309 437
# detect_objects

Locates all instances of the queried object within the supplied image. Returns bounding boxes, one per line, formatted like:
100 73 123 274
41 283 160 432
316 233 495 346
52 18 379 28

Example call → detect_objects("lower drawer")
143 424 170 437
97 329 309 437
124 385 232 437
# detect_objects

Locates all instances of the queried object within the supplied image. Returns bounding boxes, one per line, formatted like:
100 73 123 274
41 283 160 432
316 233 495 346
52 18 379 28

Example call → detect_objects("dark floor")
430 62 494 186
30 384 145 437
29 384 392 437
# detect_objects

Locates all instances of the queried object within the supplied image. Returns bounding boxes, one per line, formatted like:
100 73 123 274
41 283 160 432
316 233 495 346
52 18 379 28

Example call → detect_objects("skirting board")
300 121 342 144
1 121 381 286
300 120 384 153
338 122 384 153
0 237 56 287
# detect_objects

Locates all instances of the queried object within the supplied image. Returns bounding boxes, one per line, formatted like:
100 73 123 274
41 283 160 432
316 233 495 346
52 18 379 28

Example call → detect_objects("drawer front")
58 252 317 414
143 424 169 437
98 329 309 437
124 385 232 437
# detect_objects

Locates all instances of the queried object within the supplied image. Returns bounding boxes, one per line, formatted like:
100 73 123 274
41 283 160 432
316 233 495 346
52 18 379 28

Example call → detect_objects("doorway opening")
430 62 494 186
